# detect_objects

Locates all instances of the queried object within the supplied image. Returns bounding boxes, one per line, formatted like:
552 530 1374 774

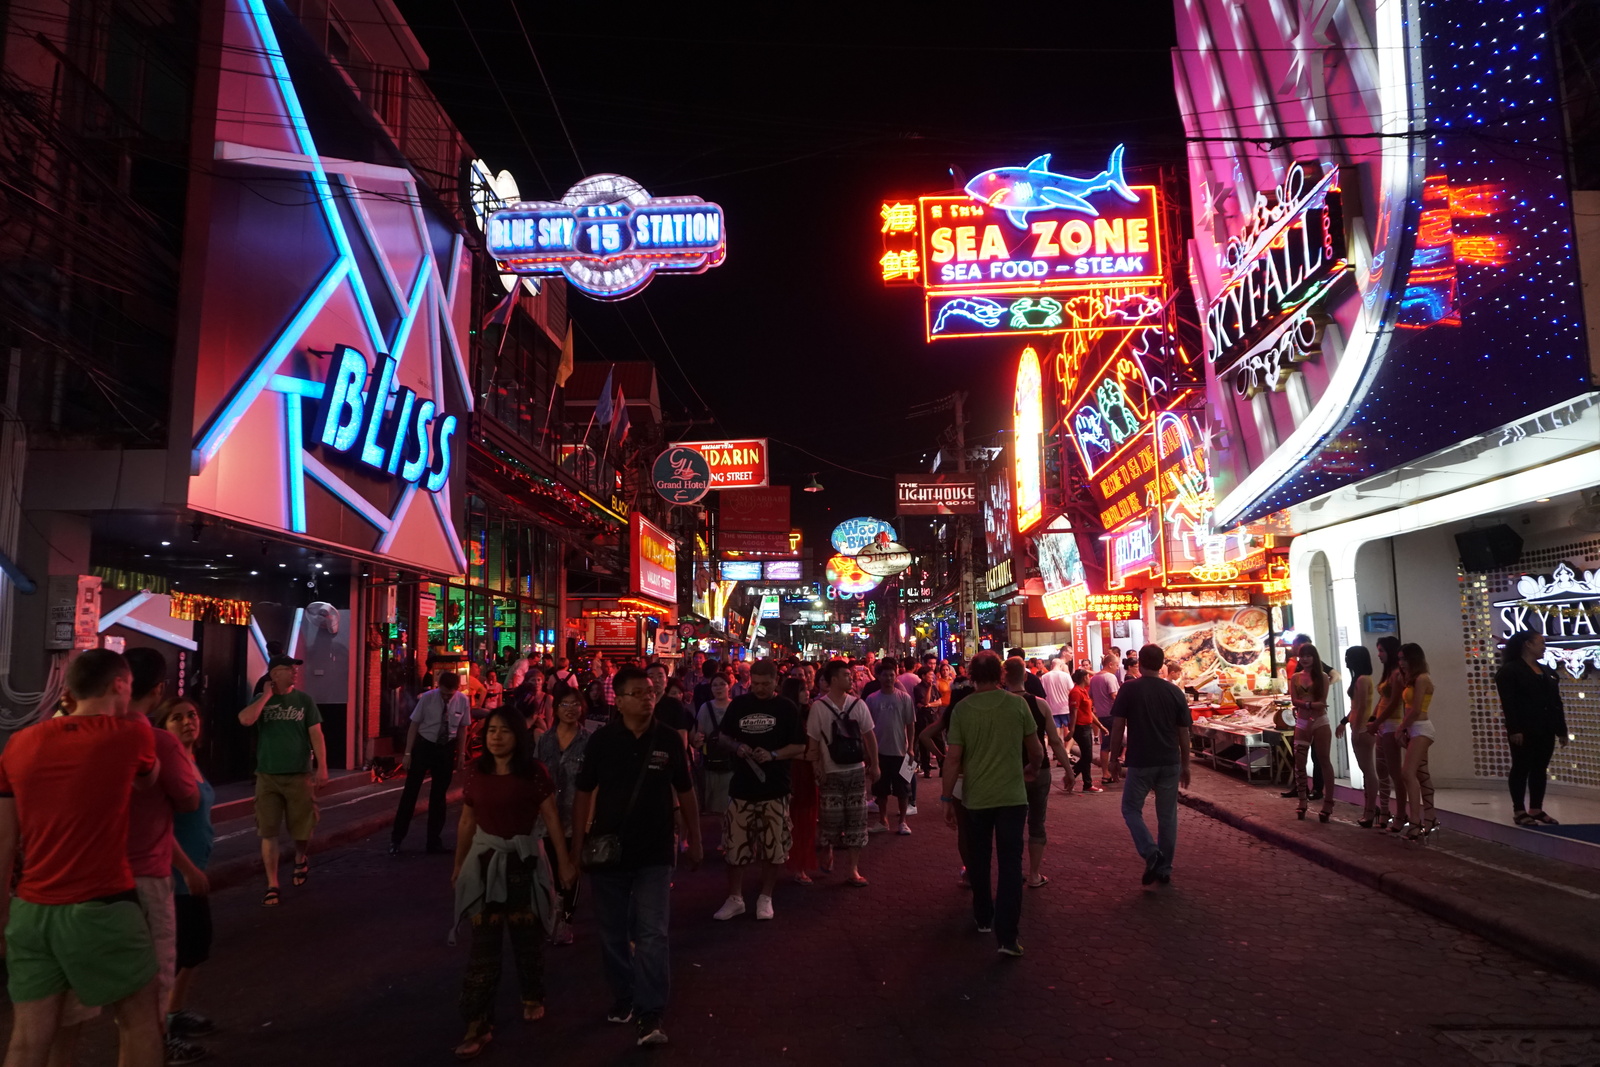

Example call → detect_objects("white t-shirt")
807 695 874 774
1040 669 1075 718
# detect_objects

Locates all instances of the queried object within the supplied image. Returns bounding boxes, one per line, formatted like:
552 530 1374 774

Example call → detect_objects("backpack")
822 697 866 766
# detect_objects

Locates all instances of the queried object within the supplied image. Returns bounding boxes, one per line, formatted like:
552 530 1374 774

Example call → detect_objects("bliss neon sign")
318 345 457 493
487 174 725 300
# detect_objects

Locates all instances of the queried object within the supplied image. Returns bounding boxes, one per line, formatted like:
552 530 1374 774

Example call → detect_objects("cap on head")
268 655 303 671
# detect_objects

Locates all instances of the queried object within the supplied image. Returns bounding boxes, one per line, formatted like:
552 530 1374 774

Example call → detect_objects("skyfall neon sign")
1205 163 1347 392
487 173 725 300
318 345 457 493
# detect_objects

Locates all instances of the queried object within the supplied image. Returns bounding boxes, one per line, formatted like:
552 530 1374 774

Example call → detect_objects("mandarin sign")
669 438 769 489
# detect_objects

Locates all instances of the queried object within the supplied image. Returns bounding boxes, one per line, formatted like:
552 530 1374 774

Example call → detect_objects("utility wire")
448 0 553 196
505 0 585 178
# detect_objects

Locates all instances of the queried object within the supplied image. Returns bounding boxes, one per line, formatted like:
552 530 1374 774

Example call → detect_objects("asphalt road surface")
22 777 1600 1067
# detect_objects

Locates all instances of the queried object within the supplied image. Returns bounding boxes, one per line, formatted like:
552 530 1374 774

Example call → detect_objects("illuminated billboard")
1175 0 1589 527
182 0 468 575
669 439 770 489
896 473 980 516
1013 348 1045 535
487 174 725 301
826 553 881 595
763 560 802 581
719 560 762 581
831 517 896 556
631 513 677 604
879 147 1166 343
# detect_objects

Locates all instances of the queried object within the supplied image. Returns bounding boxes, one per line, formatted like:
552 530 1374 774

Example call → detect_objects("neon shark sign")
966 146 1138 229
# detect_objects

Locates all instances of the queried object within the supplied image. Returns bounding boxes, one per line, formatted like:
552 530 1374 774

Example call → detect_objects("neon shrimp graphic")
932 297 1006 334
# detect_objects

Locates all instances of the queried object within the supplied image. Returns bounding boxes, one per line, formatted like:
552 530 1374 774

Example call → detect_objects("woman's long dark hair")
1293 643 1329 702
1376 635 1402 683
779 676 807 708
1502 630 1539 665
1400 642 1430 679
473 708 540 778
1344 645 1373 701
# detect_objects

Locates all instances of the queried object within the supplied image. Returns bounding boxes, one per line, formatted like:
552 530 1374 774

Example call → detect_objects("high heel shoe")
1318 812 1330 823
1296 809 1306 820
1357 818 1374 829
1404 824 1423 842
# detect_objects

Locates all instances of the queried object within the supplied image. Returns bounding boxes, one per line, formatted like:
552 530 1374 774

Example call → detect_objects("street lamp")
803 473 824 493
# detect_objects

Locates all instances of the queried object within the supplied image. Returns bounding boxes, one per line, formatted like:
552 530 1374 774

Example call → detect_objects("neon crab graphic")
1008 297 1064 329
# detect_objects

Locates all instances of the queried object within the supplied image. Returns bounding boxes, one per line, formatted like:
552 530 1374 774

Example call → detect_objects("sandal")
845 873 869 887
1026 874 1051 888
792 872 813 885
262 887 281 907
454 1030 492 1060
1530 810 1560 826
1513 811 1538 827
522 1002 545 1022
292 859 310 887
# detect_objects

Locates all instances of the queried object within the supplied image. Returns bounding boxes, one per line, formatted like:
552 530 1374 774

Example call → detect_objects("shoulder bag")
580 724 658 871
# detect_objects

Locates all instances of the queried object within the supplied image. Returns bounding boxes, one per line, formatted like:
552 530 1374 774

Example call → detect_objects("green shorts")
255 772 319 840
6 896 156 1006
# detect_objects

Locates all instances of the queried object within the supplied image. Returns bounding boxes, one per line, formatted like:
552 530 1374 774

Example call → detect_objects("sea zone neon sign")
488 174 725 300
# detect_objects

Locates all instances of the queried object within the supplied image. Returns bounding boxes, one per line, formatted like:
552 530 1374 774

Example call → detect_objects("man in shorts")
866 662 915 835
0 650 164 1067
238 655 328 906
710 661 807 922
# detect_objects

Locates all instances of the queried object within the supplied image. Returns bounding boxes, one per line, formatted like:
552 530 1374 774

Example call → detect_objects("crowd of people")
0 626 1571 1063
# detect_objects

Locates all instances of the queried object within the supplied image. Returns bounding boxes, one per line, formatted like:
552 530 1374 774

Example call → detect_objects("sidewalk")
1179 765 1600 985
203 770 462 894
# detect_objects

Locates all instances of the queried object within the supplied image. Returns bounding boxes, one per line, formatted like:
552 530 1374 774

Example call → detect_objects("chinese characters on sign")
1085 592 1141 621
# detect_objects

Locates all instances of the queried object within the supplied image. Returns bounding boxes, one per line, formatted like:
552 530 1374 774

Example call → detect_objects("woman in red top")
1066 670 1106 794
450 710 574 1059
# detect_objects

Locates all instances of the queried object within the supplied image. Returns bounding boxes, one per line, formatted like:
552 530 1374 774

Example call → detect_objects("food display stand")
1188 695 1292 782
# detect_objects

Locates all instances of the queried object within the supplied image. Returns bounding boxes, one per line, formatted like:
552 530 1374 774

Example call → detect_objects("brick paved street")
26 771 1600 1067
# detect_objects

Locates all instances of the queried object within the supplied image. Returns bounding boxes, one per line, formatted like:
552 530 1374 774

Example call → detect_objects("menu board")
1149 601 1271 693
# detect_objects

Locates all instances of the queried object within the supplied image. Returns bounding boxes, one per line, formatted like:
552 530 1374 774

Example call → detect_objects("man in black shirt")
572 666 701 1047
1109 644 1192 887
1006 647 1048 700
708 660 807 922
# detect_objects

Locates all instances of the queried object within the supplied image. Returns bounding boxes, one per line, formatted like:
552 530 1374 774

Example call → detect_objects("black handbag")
701 703 733 773
580 724 657 871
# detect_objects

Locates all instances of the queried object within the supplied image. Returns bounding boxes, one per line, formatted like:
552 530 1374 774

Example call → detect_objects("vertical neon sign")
1014 346 1044 535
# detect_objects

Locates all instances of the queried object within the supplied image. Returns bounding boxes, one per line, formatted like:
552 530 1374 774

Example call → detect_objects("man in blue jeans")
1109 644 1192 886
941 652 1042 957
572 666 702 1047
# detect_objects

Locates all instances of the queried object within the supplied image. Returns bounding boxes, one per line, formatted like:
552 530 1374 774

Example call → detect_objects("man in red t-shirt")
0 649 164 1067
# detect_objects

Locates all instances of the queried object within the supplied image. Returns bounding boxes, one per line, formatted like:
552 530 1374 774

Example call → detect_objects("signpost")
651 445 712 504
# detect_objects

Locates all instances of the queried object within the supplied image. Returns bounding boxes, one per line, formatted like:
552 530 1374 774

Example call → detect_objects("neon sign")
825 553 881 595
1108 518 1160 589
1398 175 1512 330
185 0 469 573
1492 563 1600 679
1014 348 1044 534
719 560 762 581
1085 592 1141 622
1041 583 1089 621
1155 410 1265 584
831 517 896 556
631 513 677 603
487 174 725 300
316 345 457 493
669 438 769 489
1204 162 1348 396
985 464 1014 563
466 159 539 296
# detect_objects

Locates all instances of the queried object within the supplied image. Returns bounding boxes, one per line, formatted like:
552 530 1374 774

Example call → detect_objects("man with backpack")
805 660 878 887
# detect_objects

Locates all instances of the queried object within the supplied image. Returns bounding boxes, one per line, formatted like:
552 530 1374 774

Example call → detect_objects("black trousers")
965 804 1026 949
392 735 455 847
1072 725 1095 787
1509 731 1558 811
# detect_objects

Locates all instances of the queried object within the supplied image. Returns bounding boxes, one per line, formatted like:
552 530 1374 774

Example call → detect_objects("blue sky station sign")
487 173 726 300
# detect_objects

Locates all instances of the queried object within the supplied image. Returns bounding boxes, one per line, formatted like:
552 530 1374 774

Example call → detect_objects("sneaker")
906 804 919 816
606 1000 634 1024
636 1014 669 1046
165 1036 208 1066
755 894 774 921
712 896 746 921
976 922 993 934
1084 785 1104 794
866 800 879 813
1142 850 1165 886
896 823 912 836
167 1010 217 1038
387 841 401 856
867 822 889 834
997 943 1025 957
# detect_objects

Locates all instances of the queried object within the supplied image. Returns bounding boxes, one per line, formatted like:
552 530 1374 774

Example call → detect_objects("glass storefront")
424 499 563 664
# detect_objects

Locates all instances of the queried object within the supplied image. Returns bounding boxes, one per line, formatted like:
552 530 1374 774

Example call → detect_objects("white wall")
1390 526 1477 784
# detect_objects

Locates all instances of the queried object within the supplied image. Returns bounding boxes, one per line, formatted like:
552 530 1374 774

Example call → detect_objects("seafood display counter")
1188 698 1290 782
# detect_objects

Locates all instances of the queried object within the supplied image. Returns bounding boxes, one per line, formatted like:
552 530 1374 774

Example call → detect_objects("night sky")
394 2 1185 551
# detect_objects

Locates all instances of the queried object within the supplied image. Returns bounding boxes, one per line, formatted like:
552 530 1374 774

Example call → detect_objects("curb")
1178 791 1600 987
205 786 463 895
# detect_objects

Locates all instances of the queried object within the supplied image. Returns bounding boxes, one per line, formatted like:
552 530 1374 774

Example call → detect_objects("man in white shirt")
1040 657 1076 731
390 671 470 854
896 657 920 698
1088 654 1123 785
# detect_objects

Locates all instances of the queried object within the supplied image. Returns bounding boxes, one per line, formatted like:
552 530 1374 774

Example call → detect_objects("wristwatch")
938 795 955 804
